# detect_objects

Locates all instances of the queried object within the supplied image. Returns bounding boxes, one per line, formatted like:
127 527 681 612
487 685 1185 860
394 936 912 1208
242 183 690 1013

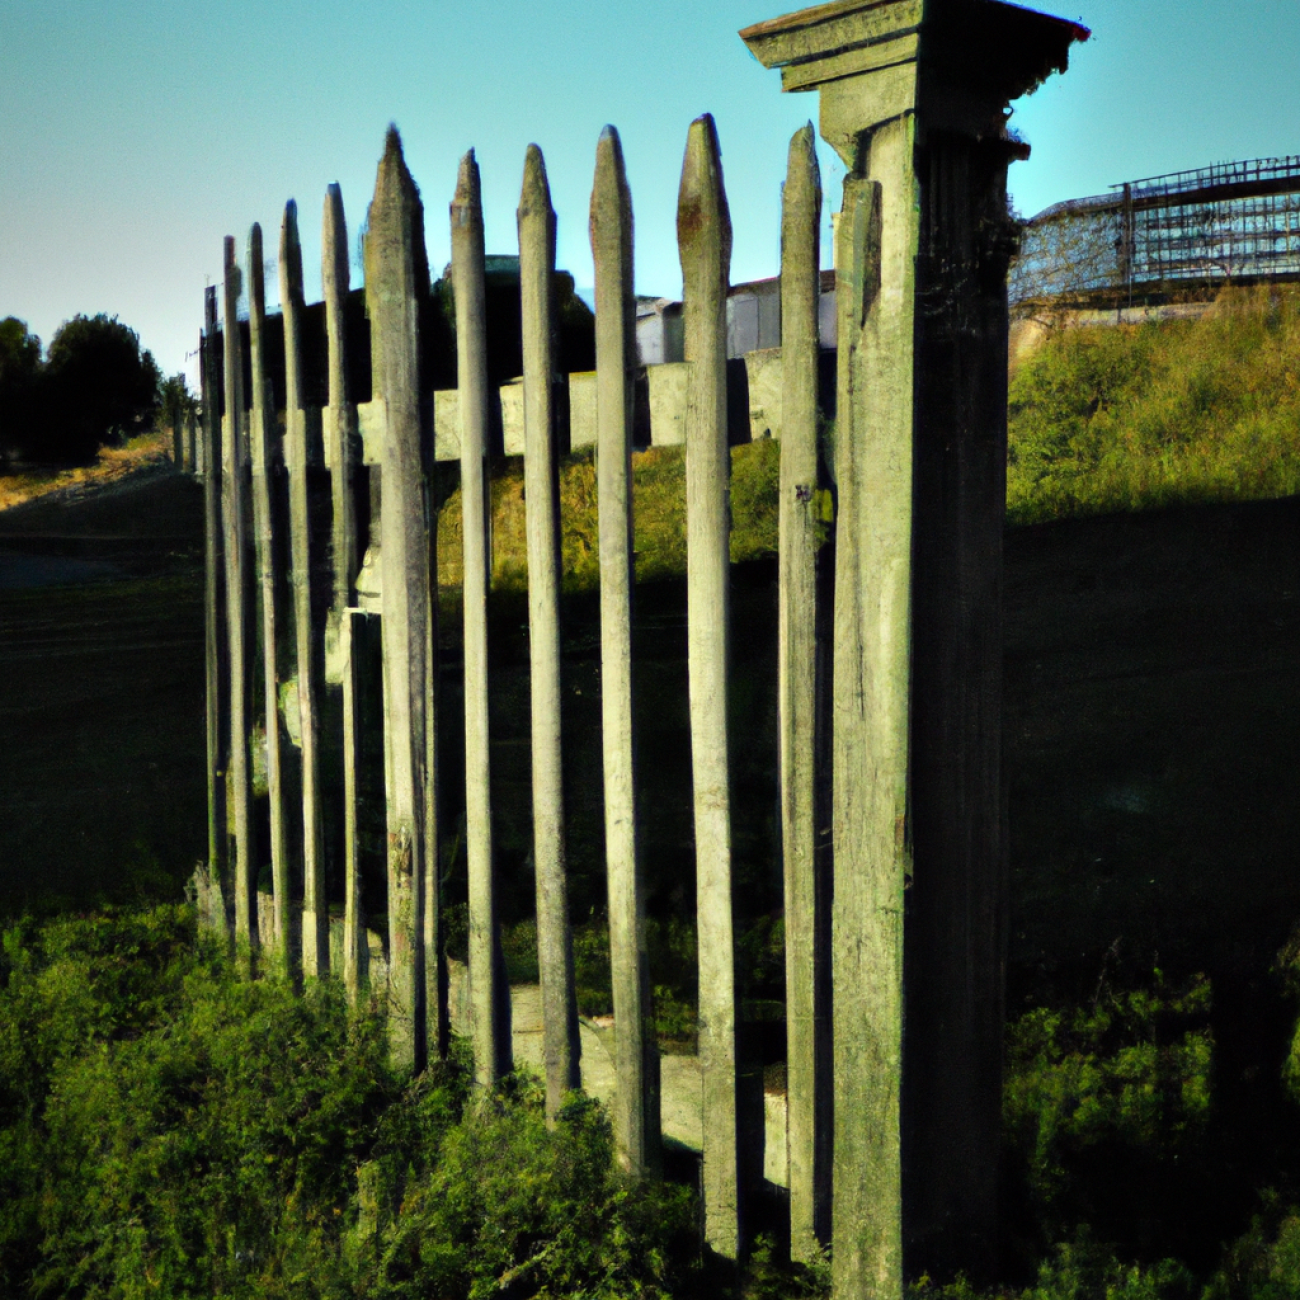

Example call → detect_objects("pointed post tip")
374 125 420 206
453 149 481 209
787 122 821 187
677 112 731 261
681 112 724 195
520 144 551 211
596 124 626 170
281 200 304 297
282 201 300 254
689 111 719 140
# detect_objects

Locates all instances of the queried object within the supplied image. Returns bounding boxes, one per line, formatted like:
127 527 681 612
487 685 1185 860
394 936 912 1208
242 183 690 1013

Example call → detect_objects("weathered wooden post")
248 223 291 970
777 121 825 1262
741 3 1086 1292
365 127 431 1073
281 200 328 980
323 184 366 1002
222 236 257 967
678 113 741 1260
185 409 197 475
325 185 361 617
201 285 228 931
342 606 373 999
519 144 581 1120
453 149 511 1086
591 124 661 1178
171 398 183 467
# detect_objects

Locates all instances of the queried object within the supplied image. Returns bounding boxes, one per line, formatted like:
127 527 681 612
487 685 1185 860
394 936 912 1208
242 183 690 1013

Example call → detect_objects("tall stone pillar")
742 2 1086 1293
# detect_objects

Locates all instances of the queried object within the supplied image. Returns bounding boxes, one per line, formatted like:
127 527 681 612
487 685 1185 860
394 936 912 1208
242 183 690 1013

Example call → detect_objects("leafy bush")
1203 1194 1300 1300
1004 969 1213 1233
1017 1236 1196 1300
361 1078 697 1299
906 1235 1196 1300
0 904 702 1299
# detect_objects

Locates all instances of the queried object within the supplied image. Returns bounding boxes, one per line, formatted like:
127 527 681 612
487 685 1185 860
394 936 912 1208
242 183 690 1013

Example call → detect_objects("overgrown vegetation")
9 904 1300 1298
1008 288 1300 525
0 904 699 1299
434 285 1300 599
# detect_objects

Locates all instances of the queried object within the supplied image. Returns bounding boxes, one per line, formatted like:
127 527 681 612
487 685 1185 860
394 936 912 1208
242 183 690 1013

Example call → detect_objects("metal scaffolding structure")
1011 155 1300 303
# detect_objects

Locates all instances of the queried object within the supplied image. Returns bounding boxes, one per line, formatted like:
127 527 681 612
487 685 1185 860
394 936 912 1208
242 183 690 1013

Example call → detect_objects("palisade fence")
193 3 1086 1296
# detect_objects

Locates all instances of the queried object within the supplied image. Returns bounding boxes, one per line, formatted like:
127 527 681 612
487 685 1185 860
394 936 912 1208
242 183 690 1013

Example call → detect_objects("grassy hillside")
448 285 1300 588
1009 287 1300 525
434 438 781 597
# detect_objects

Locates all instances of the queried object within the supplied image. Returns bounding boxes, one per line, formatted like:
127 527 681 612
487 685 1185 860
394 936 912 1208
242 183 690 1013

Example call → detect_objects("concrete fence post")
519 143 581 1120
201 285 229 932
248 222 291 973
453 149 511 1087
778 121 826 1262
365 127 430 1075
678 112 740 1260
282 200 328 980
742 4 1086 1292
222 236 257 969
590 123 660 1177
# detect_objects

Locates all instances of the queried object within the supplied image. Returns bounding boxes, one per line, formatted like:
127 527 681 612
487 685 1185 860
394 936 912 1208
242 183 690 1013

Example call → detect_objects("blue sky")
2 0 1297 388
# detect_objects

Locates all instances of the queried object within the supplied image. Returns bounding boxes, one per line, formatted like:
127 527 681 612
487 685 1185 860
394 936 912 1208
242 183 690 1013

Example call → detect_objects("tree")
0 317 41 464
38 314 162 465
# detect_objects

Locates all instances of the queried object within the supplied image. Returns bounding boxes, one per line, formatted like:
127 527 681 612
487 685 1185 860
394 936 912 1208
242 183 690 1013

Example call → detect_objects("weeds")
1009 288 1300 524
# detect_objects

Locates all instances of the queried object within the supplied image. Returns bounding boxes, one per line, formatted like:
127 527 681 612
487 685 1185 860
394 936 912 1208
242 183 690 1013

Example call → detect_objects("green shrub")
1 904 703 1299
363 1078 697 1299
906 1236 1195 1300
0 903 206 1291
1203 1195 1300 1300
1016 1234 1196 1300
1004 969 1213 1222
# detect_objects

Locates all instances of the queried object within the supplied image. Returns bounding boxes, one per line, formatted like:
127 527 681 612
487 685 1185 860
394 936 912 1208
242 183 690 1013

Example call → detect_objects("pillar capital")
741 0 1087 163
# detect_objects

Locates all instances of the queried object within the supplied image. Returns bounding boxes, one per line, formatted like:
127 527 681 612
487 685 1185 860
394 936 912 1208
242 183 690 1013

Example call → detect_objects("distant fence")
195 3 1086 1295
1010 155 1300 304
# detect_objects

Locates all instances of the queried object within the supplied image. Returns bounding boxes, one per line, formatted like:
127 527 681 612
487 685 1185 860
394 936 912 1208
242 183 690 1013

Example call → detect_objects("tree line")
0 313 190 467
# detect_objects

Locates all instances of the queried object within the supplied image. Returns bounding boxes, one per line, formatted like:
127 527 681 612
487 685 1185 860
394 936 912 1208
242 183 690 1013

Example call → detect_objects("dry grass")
0 431 173 512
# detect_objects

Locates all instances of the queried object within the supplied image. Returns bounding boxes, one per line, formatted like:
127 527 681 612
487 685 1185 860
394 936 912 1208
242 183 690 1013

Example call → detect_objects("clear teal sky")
2 0 1297 389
